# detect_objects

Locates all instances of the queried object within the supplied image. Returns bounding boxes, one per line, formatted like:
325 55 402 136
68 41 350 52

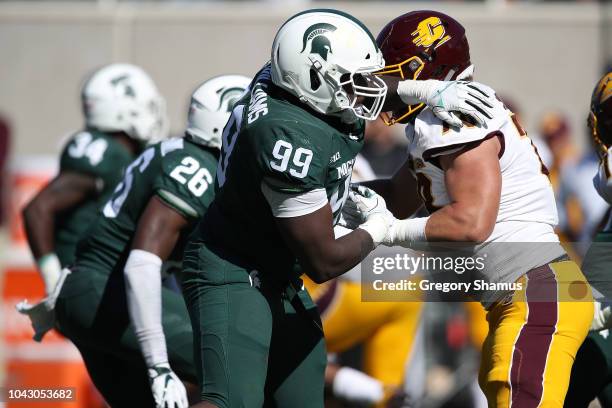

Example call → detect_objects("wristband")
37 253 62 295
396 79 441 105
358 213 391 246
393 216 429 246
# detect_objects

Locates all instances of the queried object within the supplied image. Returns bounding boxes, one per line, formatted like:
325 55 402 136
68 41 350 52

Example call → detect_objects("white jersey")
594 146 612 231
406 86 565 304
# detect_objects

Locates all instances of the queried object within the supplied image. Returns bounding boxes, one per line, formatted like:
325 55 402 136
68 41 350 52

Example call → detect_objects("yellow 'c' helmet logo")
411 17 451 49
596 73 612 104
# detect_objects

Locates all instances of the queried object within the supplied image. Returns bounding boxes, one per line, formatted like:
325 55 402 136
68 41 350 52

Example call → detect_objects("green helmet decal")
110 74 136 98
300 22 337 61
217 86 246 112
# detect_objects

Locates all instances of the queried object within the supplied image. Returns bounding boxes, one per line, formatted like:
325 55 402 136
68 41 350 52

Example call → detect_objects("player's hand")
341 185 389 227
16 267 71 342
425 80 494 128
16 299 55 342
591 301 612 331
395 79 494 128
341 185 396 246
148 363 188 408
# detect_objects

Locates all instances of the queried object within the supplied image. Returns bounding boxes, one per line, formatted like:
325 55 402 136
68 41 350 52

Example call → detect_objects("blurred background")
1 1 611 407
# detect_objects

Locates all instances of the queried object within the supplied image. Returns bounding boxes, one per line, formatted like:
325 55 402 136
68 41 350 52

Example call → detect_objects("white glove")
341 185 395 246
397 79 494 128
37 253 62 296
591 301 612 331
332 366 384 404
16 267 71 341
148 363 188 408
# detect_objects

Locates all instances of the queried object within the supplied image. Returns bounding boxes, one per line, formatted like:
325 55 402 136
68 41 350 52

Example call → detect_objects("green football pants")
55 266 196 407
181 240 326 408
565 330 612 407
565 232 612 407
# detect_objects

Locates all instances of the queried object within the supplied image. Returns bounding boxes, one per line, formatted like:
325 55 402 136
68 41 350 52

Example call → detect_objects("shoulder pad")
414 97 508 159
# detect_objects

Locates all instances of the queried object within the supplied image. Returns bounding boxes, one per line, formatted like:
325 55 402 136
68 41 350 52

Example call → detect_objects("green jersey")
55 130 136 266
76 137 217 273
195 65 364 277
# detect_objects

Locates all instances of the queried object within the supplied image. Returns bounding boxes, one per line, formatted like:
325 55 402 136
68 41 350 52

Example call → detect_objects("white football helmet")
185 74 251 149
81 63 168 144
271 9 387 122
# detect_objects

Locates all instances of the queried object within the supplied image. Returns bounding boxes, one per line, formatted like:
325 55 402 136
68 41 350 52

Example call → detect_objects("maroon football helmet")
376 10 472 125
589 70 612 155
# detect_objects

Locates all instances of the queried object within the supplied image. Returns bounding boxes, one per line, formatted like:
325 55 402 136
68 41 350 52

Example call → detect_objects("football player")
346 10 594 407
22 63 167 296
564 70 612 408
180 9 495 408
28 75 249 408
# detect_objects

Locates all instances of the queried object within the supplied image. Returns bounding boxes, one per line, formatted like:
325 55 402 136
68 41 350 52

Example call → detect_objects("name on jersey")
247 85 269 124
336 158 355 179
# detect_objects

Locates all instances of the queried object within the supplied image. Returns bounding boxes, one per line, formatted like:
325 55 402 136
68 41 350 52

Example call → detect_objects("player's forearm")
425 204 494 242
22 200 63 294
124 249 168 367
304 229 374 283
391 204 494 246
22 199 56 259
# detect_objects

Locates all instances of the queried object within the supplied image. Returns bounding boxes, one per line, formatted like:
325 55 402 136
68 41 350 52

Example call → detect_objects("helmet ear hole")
309 68 321 91
213 128 219 134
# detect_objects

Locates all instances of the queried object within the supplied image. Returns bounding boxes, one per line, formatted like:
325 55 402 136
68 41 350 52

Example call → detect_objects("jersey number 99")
269 140 313 179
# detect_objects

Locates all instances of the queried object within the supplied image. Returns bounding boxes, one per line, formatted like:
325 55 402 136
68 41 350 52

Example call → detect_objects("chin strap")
284 74 309 103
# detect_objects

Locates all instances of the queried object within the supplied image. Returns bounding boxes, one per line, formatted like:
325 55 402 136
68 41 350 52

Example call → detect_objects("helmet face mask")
376 10 472 125
590 71 612 156
81 63 169 144
185 74 251 150
334 69 388 120
271 9 388 122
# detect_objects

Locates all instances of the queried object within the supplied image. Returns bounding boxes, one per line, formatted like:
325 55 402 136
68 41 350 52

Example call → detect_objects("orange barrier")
2 156 104 408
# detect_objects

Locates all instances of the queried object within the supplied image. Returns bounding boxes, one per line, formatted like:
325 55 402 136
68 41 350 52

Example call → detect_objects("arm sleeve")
124 249 167 367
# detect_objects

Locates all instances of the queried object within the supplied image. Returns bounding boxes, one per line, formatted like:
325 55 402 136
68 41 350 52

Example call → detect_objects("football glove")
341 185 395 246
591 301 612 331
16 267 71 342
148 363 188 408
397 80 494 128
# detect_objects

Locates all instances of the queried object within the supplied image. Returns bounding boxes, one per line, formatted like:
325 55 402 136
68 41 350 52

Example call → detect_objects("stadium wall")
0 2 610 156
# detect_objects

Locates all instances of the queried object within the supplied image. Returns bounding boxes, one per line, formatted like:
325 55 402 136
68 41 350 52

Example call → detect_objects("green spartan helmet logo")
300 23 337 61
217 87 246 112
